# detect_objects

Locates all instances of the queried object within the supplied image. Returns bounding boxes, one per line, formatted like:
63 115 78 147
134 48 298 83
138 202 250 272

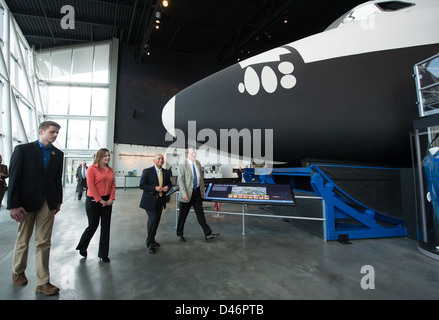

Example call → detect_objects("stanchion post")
242 203 246 235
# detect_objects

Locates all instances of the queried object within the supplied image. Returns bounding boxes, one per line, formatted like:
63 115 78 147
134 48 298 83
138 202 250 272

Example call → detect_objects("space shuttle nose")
162 96 176 137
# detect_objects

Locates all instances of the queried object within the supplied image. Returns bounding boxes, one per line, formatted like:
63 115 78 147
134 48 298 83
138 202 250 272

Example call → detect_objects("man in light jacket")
176 148 219 242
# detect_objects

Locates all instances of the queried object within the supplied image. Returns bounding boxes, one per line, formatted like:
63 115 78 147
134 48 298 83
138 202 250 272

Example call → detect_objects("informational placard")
204 183 296 206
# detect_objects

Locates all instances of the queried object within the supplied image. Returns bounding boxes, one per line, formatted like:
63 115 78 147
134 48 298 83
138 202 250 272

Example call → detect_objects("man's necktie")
193 163 198 189
158 168 163 197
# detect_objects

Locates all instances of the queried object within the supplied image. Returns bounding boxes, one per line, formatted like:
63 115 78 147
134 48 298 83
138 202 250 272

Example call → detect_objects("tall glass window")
0 4 116 187
35 42 112 151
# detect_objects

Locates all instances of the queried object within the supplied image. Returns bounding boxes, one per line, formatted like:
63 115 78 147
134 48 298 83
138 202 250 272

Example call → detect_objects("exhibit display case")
411 114 439 260
412 53 439 259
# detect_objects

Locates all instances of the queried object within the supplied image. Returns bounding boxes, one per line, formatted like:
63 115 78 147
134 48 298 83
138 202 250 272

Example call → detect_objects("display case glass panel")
414 53 439 116
411 115 439 260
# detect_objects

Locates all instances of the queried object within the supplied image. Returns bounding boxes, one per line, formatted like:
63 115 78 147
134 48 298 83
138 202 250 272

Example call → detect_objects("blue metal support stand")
243 166 407 240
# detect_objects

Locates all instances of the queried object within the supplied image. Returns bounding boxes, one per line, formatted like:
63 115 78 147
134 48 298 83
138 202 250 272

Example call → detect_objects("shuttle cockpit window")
375 1 415 11
326 1 415 30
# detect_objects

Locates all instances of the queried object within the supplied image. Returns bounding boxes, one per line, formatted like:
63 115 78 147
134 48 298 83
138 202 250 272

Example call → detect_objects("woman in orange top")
76 148 115 262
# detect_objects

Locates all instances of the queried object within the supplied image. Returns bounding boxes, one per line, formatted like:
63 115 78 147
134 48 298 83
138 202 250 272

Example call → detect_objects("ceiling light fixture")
162 0 169 7
154 11 162 29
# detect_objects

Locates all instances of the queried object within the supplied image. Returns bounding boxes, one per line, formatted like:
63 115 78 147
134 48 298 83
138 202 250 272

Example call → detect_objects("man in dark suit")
7 121 64 296
139 154 172 254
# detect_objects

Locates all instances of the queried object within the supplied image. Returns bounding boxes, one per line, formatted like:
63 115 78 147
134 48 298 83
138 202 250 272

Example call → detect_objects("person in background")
76 162 88 200
8 121 63 296
139 154 172 254
236 166 243 183
76 148 115 263
0 155 9 207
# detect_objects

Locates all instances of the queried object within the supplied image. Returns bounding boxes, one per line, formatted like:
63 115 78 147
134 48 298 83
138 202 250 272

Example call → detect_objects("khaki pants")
12 200 55 285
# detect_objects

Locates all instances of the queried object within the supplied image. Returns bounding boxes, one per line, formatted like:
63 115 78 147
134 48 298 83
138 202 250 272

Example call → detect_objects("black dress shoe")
205 233 220 242
79 249 87 257
147 246 156 254
152 241 160 247
100 257 110 263
178 235 186 242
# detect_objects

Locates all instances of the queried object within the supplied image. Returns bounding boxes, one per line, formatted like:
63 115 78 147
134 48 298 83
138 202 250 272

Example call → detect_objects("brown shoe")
36 283 60 295
12 272 28 286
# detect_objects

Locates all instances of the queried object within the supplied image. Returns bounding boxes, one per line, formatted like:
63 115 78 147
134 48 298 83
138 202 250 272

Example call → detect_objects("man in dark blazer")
8 121 64 296
139 154 172 254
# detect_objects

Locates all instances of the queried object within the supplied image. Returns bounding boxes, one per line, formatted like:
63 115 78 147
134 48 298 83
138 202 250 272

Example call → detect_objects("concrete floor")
0 186 438 300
